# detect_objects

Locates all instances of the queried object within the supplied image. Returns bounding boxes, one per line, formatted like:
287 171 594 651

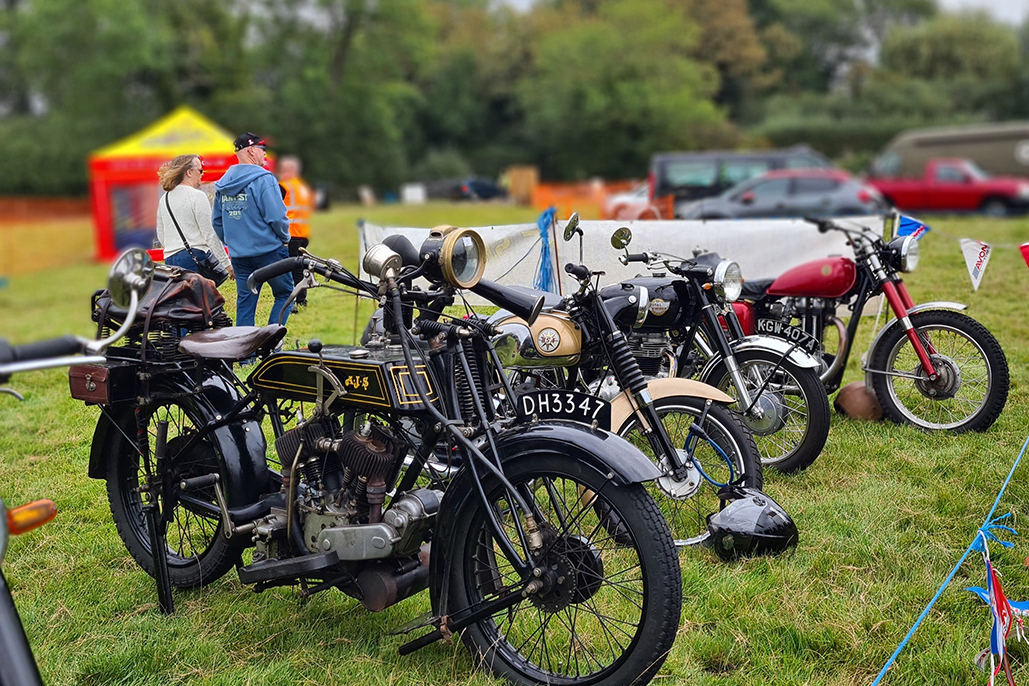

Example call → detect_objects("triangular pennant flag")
897 215 931 240
1020 243 1029 270
961 238 993 291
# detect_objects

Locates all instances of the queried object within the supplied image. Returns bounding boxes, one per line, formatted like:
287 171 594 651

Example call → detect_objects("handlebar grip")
247 257 305 294
624 253 648 263
565 263 590 280
804 216 833 233
4 335 82 363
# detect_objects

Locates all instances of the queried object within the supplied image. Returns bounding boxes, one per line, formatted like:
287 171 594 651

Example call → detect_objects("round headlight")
362 243 403 281
419 226 487 288
888 235 919 273
713 260 743 302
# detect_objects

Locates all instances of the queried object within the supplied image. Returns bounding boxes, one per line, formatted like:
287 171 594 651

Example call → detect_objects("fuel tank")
766 257 857 299
248 345 438 413
492 311 582 369
598 278 691 332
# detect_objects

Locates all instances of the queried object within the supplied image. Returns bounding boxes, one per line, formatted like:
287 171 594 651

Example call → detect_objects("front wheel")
869 310 1008 432
442 454 681 686
617 396 762 546
701 349 831 473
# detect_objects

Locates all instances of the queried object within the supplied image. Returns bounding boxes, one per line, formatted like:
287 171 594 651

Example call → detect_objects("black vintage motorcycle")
74 227 683 686
597 226 831 473
1 249 155 686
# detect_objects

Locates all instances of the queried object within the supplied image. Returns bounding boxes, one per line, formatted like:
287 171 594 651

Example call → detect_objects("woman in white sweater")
156 155 233 279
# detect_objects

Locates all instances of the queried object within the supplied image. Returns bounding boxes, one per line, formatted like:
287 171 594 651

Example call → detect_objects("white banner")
358 216 883 303
960 238 993 291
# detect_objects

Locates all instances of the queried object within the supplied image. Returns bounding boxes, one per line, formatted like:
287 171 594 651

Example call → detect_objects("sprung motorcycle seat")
178 325 287 360
740 278 773 300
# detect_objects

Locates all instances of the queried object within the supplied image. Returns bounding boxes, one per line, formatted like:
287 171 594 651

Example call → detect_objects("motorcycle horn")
419 225 487 289
705 485 798 561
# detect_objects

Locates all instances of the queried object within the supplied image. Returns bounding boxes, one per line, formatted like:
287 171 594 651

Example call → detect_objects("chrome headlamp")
713 260 743 302
887 235 919 273
362 243 403 281
419 226 487 288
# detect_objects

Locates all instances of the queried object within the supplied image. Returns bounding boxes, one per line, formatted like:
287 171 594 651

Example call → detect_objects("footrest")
238 551 339 584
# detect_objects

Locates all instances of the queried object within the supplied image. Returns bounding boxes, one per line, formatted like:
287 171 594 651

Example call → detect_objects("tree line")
1 0 1027 196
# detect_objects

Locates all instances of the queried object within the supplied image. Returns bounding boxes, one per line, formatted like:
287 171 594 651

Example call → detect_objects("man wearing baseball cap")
213 132 293 328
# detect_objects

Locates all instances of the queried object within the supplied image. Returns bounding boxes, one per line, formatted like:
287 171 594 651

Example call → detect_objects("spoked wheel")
703 349 831 473
443 454 681 686
104 400 243 588
869 310 1009 432
617 397 761 547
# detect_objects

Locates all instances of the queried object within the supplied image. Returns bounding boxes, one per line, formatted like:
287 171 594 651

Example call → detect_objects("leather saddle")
178 325 287 361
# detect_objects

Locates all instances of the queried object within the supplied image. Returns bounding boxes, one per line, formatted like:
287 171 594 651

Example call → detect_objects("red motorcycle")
732 216 1008 432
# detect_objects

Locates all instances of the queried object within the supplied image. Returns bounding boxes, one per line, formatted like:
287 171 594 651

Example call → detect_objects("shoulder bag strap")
165 192 202 265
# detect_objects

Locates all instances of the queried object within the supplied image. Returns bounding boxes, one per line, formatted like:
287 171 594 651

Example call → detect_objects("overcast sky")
937 0 1029 24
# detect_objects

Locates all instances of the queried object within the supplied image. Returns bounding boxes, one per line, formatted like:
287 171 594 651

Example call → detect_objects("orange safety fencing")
531 181 675 221
0 197 91 225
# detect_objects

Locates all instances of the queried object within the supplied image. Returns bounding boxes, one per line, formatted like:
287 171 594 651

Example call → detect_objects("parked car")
865 157 1029 216
451 177 506 200
603 182 658 219
677 168 885 219
871 121 1029 178
649 145 833 206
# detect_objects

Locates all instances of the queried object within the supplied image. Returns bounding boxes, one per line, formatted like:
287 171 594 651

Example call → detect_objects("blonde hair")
158 155 200 191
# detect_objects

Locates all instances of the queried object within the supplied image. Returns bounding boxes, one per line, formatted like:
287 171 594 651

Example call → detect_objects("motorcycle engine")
625 331 671 378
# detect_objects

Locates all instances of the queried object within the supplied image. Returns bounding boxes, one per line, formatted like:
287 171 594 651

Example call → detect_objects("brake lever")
299 247 344 273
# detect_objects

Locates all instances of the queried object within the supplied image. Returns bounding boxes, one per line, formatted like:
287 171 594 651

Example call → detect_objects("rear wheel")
869 310 1008 432
104 400 244 588
702 349 831 473
617 396 761 546
443 453 681 686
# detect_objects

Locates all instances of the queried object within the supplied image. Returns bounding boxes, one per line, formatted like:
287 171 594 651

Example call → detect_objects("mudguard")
430 420 663 590
697 335 820 384
87 370 271 508
610 377 734 433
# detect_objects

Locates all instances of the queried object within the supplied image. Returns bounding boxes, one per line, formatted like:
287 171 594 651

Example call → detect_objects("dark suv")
648 145 833 213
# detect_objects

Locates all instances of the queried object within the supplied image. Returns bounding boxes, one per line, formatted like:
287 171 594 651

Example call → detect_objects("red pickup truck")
865 158 1029 216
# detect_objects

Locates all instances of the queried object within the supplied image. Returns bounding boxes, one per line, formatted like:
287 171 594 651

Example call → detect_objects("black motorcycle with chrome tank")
595 225 831 474
77 227 683 686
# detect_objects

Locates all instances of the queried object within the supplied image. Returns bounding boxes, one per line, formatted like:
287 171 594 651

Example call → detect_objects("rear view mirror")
562 212 581 242
107 248 154 308
610 227 632 250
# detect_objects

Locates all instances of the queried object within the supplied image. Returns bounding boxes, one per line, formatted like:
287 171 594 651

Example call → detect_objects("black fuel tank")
248 345 438 413
599 278 692 332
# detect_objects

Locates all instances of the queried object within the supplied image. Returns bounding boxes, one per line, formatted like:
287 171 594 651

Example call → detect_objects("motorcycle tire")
701 349 831 474
869 309 1009 432
617 396 762 547
441 452 681 686
103 398 246 589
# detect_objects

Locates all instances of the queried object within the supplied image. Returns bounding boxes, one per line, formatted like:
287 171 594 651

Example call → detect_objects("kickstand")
143 419 175 614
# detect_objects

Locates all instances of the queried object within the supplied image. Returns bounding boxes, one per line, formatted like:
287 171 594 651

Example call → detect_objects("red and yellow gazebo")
88 106 239 261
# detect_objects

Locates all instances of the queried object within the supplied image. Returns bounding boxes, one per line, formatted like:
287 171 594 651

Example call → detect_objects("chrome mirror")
562 212 581 242
611 227 632 250
107 248 154 308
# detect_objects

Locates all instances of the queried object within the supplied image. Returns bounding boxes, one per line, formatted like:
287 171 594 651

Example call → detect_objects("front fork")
880 281 938 379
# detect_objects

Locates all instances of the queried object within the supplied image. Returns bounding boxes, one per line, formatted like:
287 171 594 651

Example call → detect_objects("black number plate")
754 318 822 356
518 390 611 427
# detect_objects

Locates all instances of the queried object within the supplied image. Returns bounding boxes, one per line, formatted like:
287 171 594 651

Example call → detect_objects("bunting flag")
1020 243 1029 270
896 214 931 240
961 238 993 292
967 524 1023 686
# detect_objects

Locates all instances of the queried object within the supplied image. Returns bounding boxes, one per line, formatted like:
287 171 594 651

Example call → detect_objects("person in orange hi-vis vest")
278 156 313 309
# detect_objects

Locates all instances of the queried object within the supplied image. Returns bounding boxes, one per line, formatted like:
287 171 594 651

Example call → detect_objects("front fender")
609 377 733 432
862 302 968 389
87 370 270 508
731 335 821 369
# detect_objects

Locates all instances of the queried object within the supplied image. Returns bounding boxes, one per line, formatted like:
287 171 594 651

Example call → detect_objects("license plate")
518 390 611 428
755 318 822 356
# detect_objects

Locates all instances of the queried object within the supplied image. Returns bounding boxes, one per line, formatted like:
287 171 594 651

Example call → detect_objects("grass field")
2 204 1029 685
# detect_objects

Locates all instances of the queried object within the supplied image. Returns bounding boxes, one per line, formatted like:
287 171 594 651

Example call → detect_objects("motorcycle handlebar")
0 335 82 365
247 257 306 294
804 216 836 233
565 263 591 281
624 253 649 264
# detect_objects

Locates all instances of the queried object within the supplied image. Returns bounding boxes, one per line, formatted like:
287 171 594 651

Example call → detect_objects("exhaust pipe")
356 544 431 612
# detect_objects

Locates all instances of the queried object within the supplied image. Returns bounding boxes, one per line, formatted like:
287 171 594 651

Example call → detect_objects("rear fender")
610 377 733 433
87 371 270 508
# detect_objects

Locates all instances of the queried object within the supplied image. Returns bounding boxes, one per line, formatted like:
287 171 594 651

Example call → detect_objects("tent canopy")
92 105 237 162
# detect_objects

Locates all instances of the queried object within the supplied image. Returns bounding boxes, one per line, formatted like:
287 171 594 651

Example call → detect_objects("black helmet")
705 486 797 561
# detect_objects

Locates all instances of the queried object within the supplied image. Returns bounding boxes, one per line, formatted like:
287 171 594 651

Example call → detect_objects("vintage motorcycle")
593 225 830 473
74 227 683 686
0 249 155 686
734 216 1009 432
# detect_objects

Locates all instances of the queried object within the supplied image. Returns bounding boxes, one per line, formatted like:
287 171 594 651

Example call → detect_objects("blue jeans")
165 248 213 273
231 245 294 328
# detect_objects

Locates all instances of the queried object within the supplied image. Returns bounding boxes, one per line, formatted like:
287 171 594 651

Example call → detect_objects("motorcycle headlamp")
419 226 487 289
887 235 919 273
713 260 743 302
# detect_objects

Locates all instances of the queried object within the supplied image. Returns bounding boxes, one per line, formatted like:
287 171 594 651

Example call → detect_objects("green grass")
2 205 1029 685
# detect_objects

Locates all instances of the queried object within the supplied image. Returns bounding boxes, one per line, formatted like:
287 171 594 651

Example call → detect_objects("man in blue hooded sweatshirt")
213 132 293 328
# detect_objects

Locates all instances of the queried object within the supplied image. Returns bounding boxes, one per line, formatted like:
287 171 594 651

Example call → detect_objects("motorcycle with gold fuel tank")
75 227 683 686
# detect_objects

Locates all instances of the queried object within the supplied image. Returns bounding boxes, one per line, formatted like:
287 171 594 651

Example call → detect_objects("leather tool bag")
92 267 231 335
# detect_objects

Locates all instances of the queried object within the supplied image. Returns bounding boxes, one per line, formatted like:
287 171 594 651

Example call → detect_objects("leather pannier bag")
68 362 137 405
92 266 232 335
